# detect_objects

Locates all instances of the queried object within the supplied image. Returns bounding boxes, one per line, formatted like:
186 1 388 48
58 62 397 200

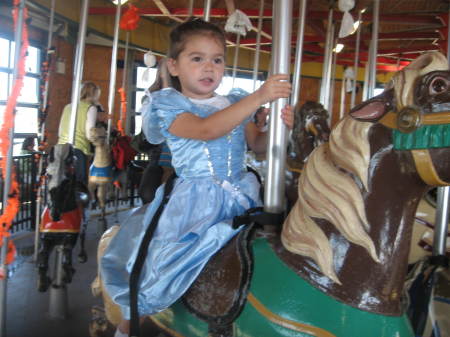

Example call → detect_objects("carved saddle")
182 224 255 336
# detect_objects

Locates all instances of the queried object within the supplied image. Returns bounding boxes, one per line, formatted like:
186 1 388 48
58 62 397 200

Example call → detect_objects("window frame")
0 33 43 154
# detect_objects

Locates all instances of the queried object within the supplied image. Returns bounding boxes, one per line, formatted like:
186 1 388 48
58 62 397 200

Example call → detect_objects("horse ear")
350 89 394 122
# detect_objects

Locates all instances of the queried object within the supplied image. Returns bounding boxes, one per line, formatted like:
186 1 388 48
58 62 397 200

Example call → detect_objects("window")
134 66 157 134
0 37 41 155
132 66 263 134
216 74 262 96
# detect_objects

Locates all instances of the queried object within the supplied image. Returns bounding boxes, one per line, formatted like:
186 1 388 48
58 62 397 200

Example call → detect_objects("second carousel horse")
88 126 113 231
37 143 88 292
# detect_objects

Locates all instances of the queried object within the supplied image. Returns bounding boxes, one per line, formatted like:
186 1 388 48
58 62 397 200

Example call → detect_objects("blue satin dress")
100 88 261 319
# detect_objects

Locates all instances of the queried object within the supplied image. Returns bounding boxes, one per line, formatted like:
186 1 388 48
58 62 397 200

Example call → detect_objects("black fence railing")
0 154 146 234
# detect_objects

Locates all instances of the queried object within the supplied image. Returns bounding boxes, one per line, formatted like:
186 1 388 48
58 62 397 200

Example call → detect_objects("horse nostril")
430 77 449 95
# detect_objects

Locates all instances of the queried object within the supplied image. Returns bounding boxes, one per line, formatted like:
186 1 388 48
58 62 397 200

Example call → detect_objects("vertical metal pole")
119 31 129 136
252 0 264 91
433 5 450 257
68 0 90 144
339 72 346 119
231 34 240 87
351 10 362 108
203 0 211 22
42 0 55 111
433 187 450 256
367 0 379 99
0 2 25 334
290 0 307 108
188 0 194 17
264 0 292 213
362 41 371 101
328 41 338 121
106 0 121 144
34 0 56 262
125 50 135 136
319 8 334 112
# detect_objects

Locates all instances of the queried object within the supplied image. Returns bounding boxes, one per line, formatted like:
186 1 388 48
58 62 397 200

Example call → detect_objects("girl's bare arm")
169 74 291 140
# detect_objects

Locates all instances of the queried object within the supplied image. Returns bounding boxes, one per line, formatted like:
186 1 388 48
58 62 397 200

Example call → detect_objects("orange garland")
0 0 29 271
117 87 127 136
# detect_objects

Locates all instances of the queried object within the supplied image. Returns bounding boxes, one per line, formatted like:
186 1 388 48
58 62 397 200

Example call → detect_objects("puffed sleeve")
226 88 255 123
141 88 194 144
141 91 164 144
226 88 248 104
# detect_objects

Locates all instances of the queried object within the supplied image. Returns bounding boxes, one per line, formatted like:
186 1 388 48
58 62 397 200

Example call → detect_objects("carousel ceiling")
89 0 450 72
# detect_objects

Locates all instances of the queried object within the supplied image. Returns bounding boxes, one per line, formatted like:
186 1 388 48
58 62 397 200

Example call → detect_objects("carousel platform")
6 204 165 337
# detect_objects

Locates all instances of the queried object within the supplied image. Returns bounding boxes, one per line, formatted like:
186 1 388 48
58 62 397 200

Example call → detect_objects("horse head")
46 143 77 221
290 101 331 165
90 125 107 147
282 51 450 315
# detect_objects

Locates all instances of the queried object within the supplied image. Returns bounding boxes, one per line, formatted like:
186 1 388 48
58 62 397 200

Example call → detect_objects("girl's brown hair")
167 18 226 91
149 58 172 93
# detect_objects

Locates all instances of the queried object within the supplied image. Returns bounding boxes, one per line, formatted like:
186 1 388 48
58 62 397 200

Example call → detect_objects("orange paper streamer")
117 87 127 135
0 0 29 265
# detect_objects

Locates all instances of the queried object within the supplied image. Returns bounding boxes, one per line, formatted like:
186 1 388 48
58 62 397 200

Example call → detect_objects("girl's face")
167 34 225 99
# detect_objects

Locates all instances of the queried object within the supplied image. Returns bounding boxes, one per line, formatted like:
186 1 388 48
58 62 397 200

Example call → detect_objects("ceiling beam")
152 0 183 22
88 7 443 26
239 31 441 46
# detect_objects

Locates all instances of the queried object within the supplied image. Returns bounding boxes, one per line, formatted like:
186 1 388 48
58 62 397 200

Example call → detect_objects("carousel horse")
286 101 331 207
37 143 88 292
92 52 450 337
88 126 113 231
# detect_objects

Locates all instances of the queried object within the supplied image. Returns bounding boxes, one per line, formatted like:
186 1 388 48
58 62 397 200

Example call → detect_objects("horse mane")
282 116 380 284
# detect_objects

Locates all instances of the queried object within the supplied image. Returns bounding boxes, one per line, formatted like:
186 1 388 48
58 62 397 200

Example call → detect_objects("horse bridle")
379 107 450 186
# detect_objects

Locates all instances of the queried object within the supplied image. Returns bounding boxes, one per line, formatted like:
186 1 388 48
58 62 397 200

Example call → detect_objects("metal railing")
0 154 146 233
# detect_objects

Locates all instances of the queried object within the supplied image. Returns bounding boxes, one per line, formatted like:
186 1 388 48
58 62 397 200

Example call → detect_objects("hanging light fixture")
111 0 128 4
333 43 344 53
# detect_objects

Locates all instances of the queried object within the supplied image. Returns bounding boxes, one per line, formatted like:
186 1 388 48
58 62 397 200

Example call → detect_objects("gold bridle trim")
379 110 450 130
411 149 450 186
247 293 337 337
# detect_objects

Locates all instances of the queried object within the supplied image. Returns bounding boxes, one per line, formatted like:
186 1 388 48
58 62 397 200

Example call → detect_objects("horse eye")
431 77 448 94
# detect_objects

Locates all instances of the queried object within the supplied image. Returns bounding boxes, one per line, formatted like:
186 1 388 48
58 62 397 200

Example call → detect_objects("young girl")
101 18 293 336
